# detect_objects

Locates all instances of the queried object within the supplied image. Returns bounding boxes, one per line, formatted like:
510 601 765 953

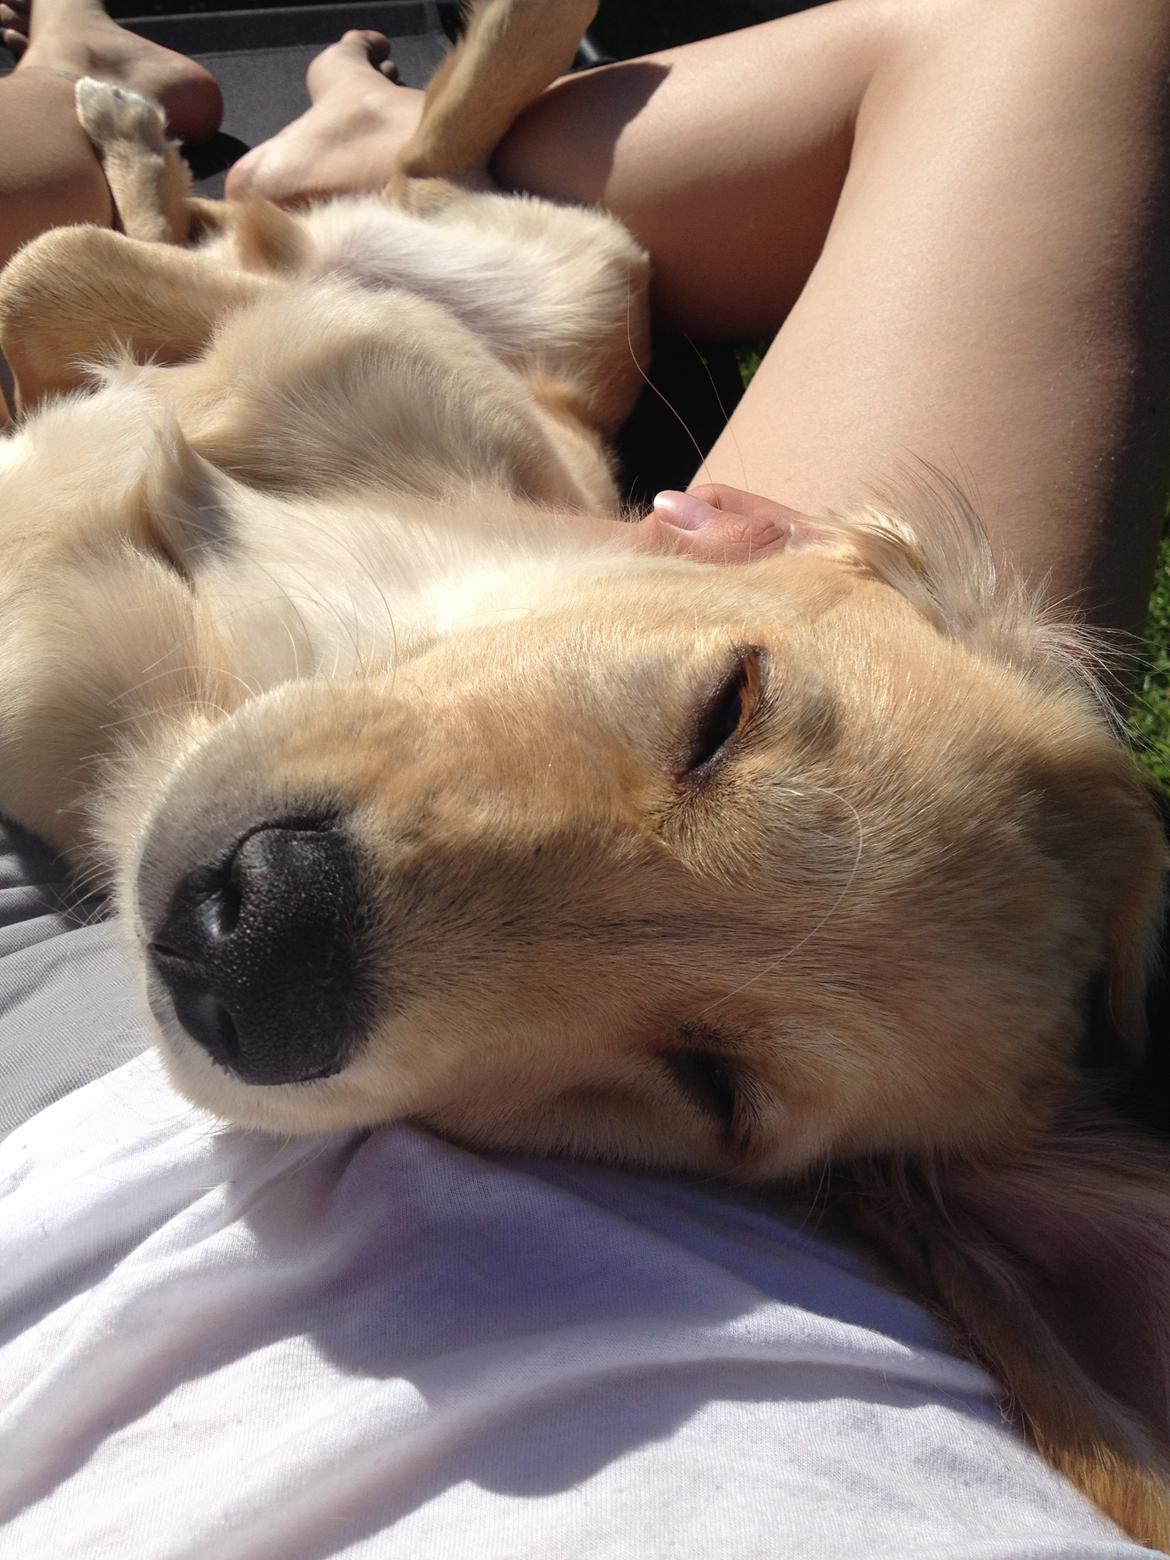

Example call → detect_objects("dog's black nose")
149 819 372 1085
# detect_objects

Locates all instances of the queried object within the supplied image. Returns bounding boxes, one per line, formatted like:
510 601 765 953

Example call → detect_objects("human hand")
635 485 812 564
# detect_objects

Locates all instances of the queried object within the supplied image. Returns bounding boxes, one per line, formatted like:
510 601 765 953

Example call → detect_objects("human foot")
2 0 222 142
226 30 420 205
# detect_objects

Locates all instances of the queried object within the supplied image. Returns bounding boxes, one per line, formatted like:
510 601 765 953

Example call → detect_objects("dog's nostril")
147 817 373 1086
174 859 242 943
199 866 241 940
187 989 241 1065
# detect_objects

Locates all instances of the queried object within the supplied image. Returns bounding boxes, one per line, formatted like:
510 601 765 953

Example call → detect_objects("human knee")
905 0 1170 64
874 0 1170 129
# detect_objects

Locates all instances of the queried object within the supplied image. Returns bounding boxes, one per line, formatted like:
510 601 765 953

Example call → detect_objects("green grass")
1132 530 1170 789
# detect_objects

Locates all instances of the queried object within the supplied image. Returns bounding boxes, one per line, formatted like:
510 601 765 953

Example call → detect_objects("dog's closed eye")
678 646 766 781
660 1021 771 1153
661 1046 740 1130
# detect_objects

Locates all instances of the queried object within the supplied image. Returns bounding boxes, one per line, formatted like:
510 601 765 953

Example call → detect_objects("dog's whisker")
100 698 226 732
108 661 253 708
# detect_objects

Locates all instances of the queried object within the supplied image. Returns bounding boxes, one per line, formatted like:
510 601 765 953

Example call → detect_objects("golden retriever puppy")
0 0 1167 1545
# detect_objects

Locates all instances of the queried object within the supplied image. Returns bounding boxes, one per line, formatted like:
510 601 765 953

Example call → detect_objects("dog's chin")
146 987 404 1136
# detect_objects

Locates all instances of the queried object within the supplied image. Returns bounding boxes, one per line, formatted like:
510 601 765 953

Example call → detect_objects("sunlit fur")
1 0 1168 1544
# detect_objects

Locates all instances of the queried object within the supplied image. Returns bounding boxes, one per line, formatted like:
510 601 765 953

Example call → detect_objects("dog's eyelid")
660 1039 765 1154
661 1047 739 1129
676 644 768 782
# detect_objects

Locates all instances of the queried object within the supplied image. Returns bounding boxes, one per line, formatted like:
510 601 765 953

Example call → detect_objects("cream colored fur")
0 1 1168 1544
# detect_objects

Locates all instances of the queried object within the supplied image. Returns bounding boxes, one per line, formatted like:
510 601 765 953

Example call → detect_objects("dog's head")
118 472 1167 1181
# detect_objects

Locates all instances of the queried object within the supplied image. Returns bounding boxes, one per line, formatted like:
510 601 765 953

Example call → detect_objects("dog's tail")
395 0 599 182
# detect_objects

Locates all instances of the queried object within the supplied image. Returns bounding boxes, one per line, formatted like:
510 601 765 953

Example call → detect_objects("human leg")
0 69 111 274
700 0 1170 641
496 0 1170 638
0 0 221 273
227 6 886 314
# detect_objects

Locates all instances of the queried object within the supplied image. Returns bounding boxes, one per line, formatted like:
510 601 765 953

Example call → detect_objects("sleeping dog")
0 0 1167 1543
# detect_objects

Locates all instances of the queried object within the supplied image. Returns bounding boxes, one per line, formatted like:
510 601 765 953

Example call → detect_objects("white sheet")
0 1052 1143 1559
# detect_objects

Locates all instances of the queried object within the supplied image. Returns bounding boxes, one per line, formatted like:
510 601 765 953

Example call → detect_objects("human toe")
306 29 392 100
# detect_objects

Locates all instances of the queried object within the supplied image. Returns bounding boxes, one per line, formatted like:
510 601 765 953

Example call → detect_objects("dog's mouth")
145 814 376 1087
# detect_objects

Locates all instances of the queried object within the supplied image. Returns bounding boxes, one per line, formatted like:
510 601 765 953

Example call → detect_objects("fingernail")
652 490 719 531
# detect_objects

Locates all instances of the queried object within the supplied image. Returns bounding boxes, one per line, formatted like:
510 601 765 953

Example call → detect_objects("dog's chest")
302 202 569 358
193 498 614 692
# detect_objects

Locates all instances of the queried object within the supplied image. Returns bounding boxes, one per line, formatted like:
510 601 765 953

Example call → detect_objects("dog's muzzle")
148 818 373 1085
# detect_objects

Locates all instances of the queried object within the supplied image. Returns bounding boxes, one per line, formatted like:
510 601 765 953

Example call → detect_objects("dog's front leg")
74 77 195 247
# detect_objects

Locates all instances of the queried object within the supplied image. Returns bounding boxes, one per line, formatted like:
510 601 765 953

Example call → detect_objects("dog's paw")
75 76 168 154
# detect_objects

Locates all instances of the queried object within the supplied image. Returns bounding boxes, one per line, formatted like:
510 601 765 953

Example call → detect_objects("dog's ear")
1042 758 1167 1072
794 480 1085 691
848 1109 1170 1549
794 479 1168 1067
778 473 1116 709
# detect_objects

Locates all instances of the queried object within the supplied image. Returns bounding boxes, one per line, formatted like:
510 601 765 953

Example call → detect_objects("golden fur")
0 0 1167 1544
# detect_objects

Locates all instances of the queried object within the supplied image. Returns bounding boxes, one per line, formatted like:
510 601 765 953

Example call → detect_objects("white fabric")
0 1053 1142 1560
